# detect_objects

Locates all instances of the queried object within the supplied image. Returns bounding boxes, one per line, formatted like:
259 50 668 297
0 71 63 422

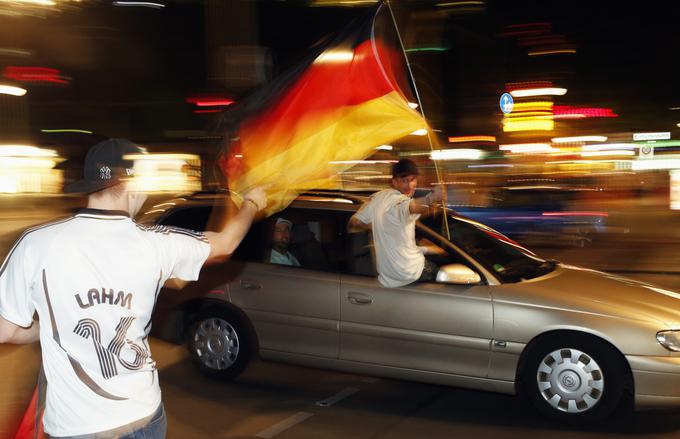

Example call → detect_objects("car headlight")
657 330 680 351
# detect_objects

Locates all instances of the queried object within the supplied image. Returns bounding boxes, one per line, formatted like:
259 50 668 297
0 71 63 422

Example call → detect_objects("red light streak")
193 109 223 114
506 80 553 91
186 96 235 107
2 66 69 84
553 106 618 119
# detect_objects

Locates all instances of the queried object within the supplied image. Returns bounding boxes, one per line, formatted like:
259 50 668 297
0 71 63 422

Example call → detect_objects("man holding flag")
0 138 266 438
7 0 433 435
349 158 443 287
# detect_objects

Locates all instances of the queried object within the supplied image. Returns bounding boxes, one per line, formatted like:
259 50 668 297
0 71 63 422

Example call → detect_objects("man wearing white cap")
269 217 300 267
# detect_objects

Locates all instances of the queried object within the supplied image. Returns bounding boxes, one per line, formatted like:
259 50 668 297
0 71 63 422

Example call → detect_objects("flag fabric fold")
219 2 427 215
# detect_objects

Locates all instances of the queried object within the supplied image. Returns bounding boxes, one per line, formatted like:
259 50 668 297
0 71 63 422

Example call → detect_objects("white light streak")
580 150 635 157
509 88 567 98
0 48 32 57
410 129 428 136
430 149 483 160
499 143 555 153
0 145 57 157
581 143 636 151
112 1 165 7
376 145 393 150
632 159 680 171
0 0 56 5
0 85 27 96
315 50 353 64
552 136 608 143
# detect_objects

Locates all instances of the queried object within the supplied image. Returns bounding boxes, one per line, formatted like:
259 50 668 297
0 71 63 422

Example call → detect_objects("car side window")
232 222 266 262
415 226 473 269
263 208 343 272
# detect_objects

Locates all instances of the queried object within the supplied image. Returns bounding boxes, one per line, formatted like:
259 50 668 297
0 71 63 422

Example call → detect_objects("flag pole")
383 0 450 239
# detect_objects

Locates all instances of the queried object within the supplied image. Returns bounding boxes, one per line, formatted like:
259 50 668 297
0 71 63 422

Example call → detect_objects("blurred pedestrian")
0 138 267 439
348 158 442 287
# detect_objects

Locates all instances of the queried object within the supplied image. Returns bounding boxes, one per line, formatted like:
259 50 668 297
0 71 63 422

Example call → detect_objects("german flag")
219 2 427 214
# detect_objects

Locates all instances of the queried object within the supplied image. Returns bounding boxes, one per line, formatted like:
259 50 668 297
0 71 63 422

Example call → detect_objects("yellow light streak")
503 118 554 132
511 101 553 111
448 135 496 143
528 49 577 56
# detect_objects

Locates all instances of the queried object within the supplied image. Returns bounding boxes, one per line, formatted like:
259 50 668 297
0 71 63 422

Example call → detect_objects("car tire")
186 308 253 380
521 333 630 422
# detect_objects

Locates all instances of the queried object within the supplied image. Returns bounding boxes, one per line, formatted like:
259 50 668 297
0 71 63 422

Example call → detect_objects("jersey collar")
76 208 130 218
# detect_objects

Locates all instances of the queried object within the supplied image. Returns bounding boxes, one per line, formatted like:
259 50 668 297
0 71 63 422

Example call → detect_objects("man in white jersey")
348 158 442 288
0 138 267 438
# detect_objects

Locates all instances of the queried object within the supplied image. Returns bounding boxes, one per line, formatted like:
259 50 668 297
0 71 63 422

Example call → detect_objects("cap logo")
100 166 112 180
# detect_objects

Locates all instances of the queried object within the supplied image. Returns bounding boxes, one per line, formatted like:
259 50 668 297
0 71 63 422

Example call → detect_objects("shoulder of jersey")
0 216 78 274
134 222 209 243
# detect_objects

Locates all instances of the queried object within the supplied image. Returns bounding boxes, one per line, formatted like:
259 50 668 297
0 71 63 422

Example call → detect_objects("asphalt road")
152 338 680 439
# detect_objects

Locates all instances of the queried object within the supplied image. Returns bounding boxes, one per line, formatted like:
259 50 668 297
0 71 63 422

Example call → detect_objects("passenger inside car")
265 217 301 266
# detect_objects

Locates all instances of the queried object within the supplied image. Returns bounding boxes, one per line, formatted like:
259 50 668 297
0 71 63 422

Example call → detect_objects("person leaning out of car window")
348 158 443 288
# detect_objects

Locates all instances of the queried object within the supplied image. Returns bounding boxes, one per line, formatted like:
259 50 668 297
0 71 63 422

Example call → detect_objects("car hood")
495 264 680 327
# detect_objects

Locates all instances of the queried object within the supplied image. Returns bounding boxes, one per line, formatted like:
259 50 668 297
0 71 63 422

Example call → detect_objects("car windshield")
421 212 557 283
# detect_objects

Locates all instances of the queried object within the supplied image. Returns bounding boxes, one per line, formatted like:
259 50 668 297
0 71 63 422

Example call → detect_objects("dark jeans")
418 259 439 282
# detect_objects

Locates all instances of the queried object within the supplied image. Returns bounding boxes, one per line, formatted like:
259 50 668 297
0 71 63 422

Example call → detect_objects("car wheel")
186 309 253 380
521 334 629 421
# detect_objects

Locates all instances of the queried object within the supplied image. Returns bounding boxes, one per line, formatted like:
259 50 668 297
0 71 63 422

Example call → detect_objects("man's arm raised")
409 185 443 216
204 187 267 262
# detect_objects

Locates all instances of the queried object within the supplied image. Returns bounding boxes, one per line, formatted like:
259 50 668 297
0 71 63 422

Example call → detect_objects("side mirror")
436 264 481 285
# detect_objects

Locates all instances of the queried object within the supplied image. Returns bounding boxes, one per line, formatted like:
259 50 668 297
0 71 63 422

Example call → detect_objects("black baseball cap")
392 158 419 178
64 138 144 194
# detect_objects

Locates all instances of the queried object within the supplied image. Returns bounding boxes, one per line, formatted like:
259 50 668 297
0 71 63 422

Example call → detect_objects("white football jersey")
0 209 210 437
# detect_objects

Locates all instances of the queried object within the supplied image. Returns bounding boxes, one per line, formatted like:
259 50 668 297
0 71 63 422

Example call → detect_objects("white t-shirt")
0 209 210 437
269 249 300 266
353 189 424 287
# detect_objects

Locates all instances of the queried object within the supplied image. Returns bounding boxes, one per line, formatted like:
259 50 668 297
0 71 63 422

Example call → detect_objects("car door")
339 221 493 378
228 207 341 359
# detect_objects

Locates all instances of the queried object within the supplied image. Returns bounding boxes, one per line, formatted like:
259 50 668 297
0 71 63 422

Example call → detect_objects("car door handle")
348 292 373 305
240 280 261 290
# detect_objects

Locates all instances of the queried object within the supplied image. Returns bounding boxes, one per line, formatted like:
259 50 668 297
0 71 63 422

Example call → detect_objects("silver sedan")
145 191 680 422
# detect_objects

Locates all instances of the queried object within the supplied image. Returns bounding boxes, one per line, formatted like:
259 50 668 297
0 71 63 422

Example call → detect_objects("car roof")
139 188 497 232
138 189 369 224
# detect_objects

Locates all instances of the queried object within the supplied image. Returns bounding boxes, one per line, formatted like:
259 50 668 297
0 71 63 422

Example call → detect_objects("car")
434 186 616 248
140 190 680 422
